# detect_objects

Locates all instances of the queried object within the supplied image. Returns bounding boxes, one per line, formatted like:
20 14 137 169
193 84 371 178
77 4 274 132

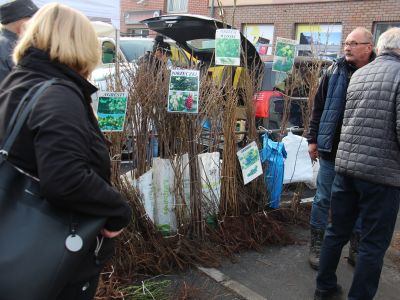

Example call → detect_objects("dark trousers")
316 173 400 300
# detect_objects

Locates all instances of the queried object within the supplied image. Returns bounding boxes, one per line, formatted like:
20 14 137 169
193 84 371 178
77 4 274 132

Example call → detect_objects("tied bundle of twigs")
95 47 318 297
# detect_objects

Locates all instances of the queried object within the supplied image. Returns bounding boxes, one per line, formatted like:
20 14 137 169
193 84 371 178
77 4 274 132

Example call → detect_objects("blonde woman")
0 3 131 300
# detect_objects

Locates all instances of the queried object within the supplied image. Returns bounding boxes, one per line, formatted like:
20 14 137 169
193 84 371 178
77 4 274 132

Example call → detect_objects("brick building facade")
120 0 209 35
218 0 400 56
121 0 400 56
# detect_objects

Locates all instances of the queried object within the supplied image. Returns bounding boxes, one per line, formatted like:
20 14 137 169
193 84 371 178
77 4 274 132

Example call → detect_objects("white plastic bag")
305 159 319 189
121 169 155 222
135 169 155 221
282 132 313 184
152 158 177 233
198 152 221 213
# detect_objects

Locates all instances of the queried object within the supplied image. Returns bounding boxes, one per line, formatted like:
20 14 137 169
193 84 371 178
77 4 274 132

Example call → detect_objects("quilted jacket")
335 51 400 187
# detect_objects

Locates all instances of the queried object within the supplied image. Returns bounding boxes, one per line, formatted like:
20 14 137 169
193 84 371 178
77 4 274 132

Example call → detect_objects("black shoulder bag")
0 79 106 300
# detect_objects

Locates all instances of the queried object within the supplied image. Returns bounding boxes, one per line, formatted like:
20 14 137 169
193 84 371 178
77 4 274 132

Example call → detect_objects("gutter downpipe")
210 0 214 17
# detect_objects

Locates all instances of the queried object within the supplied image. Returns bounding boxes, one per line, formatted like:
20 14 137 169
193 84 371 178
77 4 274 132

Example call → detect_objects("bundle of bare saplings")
95 49 323 299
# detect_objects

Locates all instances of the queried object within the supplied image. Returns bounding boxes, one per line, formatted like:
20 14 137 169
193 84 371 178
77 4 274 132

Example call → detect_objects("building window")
167 0 188 13
125 28 149 37
243 24 274 60
374 22 400 46
125 10 161 25
296 24 342 60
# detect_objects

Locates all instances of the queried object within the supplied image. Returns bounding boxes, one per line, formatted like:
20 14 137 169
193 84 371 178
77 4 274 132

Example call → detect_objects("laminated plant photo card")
96 91 128 132
215 28 241 66
272 37 297 73
237 141 263 185
167 69 200 114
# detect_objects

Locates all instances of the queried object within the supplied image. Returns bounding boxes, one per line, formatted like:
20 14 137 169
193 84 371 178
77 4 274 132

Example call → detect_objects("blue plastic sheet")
260 134 287 209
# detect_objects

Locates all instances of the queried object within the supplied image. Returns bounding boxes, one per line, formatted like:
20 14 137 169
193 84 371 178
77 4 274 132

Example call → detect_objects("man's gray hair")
376 27 400 53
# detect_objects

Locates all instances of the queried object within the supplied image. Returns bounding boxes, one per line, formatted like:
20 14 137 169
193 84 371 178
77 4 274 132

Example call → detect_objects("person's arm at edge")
28 86 131 232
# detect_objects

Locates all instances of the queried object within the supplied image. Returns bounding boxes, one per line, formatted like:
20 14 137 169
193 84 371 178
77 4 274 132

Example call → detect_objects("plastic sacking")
260 134 287 209
282 132 313 184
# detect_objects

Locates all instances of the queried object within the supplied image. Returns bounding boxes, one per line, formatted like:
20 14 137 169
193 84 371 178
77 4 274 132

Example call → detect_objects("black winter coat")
0 48 131 231
0 28 17 83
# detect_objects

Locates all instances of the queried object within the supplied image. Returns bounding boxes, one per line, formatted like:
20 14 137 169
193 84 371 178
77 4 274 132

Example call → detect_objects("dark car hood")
141 14 262 73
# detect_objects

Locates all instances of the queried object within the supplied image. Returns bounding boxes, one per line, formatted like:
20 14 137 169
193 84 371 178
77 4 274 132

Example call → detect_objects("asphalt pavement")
198 217 400 300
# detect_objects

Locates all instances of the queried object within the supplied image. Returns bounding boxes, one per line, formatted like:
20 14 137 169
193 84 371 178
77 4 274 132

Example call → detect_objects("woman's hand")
100 228 124 238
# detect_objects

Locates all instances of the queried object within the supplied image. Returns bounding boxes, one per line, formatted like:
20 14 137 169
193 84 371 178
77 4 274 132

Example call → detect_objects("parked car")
141 14 264 86
255 57 332 133
142 15 333 140
92 36 193 91
142 14 263 147
120 37 191 67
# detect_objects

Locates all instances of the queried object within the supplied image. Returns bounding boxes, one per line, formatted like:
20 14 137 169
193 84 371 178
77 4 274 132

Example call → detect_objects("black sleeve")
396 82 400 146
306 72 330 144
28 85 131 231
0 44 14 83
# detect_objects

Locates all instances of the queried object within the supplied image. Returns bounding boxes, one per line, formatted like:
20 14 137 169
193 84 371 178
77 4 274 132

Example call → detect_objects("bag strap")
0 79 58 160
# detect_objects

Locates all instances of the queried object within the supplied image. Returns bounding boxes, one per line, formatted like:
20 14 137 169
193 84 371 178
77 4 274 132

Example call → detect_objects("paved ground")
198 217 400 300
119 166 400 299
136 222 400 300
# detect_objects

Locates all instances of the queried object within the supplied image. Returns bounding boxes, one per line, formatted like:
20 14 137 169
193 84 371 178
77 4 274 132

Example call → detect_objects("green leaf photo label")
237 141 263 185
96 91 128 132
272 37 298 74
215 29 241 66
167 69 200 114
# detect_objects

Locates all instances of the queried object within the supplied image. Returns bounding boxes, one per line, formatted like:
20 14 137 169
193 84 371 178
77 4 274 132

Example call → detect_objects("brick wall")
121 0 400 50
120 0 166 33
188 0 210 16
217 0 400 49
121 0 210 34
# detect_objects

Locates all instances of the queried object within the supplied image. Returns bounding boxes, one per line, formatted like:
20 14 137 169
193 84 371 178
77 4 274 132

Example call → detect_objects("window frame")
373 22 400 46
295 23 342 60
167 0 189 13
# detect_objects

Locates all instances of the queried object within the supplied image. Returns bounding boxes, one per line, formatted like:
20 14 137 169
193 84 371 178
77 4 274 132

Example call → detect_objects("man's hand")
308 143 319 161
100 228 124 238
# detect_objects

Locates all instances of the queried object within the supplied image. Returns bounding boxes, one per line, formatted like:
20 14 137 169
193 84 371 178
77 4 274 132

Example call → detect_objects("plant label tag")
215 29 241 66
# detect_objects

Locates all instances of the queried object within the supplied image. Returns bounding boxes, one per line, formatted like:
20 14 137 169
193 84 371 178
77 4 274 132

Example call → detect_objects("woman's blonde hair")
13 3 100 77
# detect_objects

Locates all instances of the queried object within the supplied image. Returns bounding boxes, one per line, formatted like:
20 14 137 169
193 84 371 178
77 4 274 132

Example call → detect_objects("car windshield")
120 39 154 62
262 62 288 91
186 39 215 51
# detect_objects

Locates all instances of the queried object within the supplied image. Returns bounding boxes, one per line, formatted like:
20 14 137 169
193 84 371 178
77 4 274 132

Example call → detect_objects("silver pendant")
65 234 83 252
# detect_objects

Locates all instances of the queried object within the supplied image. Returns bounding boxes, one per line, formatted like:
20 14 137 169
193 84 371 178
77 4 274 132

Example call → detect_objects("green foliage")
276 44 295 58
239 148 259 168
98 97 127 114
157 224 171 236
118 280 171 300
98 114 125 131
218 57 238 65
216 38 240 58
273 58 294 73
168 91 198 113
247 165 259 177
273 42 296 73
170 76 199 91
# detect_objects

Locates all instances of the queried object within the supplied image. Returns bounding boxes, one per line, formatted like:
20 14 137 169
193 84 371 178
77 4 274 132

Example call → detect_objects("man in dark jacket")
314 27 400 300
0 0 38 83
138 34 172 69
306 27 375 270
